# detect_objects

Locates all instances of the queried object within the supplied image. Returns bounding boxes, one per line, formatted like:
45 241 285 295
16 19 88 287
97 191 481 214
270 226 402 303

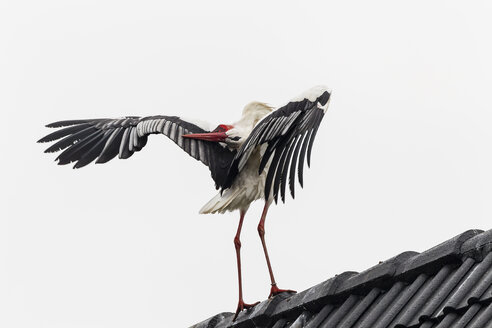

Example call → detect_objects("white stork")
38 85 331 320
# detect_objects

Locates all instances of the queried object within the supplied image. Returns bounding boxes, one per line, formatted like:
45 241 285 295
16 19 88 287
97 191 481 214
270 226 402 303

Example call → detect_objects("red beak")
182 131 228 142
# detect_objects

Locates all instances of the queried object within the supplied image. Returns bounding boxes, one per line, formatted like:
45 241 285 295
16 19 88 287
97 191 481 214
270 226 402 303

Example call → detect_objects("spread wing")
38 116 236 189
223 86 331 202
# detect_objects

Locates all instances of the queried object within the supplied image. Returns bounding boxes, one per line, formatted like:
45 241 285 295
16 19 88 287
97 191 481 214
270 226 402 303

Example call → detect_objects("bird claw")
233 300 260 321
269 284 296 298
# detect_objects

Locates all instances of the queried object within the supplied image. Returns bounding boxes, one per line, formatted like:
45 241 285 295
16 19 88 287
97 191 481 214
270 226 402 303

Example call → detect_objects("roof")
191 229 492 328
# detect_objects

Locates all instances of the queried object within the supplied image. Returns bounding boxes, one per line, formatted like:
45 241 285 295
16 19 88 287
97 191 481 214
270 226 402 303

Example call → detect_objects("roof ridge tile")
190 312 233 328
335 251 417 296
232 291 291 327
269 271 358 320
394 230 483 280
461 229 492 261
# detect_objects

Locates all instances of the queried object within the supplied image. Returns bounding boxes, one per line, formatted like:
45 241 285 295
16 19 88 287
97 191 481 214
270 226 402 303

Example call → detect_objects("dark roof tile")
398 264 453 327
419 259 475 322
450 302 482 328
270 318 287 328
442 252 492 314
285 310 310 328
435 311 459 328
353 282 405 328
420 321 434 328
373 273 428 328
467 302 492 328
467 256 492 305
319 294 359 327
479 284 492 303
336 288 381 328
304 304 334 328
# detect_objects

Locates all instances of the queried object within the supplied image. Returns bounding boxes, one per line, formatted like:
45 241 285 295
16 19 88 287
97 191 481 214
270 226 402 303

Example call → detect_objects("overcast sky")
1 1 492 327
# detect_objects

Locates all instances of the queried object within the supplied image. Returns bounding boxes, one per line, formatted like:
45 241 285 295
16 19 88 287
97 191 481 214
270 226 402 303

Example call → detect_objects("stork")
38 86 331 320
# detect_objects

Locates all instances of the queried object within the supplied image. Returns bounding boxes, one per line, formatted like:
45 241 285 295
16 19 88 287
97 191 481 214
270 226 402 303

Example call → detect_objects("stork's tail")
199 189 242 214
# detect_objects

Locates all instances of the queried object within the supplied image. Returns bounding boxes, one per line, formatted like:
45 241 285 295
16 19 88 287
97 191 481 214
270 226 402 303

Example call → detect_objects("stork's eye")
212 124 234 133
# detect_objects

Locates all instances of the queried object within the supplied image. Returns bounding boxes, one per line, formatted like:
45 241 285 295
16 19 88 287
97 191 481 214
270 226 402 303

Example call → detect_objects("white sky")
1 1 492 327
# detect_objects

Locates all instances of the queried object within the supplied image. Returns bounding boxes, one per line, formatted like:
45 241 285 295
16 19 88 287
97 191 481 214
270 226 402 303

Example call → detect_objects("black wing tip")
37 133 57 143
44 144 66 153
318 90 331 106
54 157 97 168
45 122 65 128
95 155 115 164
72 157 96 169
280 193 286 203
73 162 86 169
38 138 58 147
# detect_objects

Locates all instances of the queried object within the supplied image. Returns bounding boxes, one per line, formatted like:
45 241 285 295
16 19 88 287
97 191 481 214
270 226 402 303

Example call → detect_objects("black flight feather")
44 126 97 153
297 128 313 188
56 130 104 165
264 146 285 200
96 128 125 164
37 123 91 143
280 134 299 203
73 132 112 168
46 119 100 128
273 139 291 203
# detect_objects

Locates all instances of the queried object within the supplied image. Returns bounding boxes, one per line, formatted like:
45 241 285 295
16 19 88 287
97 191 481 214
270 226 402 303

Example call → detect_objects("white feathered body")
200 146 269 214
200 102 273 214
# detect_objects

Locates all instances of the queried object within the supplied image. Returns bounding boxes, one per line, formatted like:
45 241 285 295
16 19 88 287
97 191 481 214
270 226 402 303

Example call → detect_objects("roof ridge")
394 229 483 280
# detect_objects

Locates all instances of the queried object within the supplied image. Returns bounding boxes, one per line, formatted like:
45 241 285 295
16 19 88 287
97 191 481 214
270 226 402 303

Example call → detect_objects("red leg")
233 209 259 321
257 201 296 298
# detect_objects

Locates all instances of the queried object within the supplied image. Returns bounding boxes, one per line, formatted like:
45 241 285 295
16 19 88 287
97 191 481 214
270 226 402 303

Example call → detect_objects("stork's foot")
269 284 296 298
233 300 260 321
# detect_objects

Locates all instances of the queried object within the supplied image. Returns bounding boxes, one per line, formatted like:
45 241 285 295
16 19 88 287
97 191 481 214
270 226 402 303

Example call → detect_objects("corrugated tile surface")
191 229 492 328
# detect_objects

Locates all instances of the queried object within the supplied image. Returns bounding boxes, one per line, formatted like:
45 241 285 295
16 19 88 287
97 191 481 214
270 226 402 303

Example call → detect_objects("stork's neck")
236 101 273 131
224 101 273 149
